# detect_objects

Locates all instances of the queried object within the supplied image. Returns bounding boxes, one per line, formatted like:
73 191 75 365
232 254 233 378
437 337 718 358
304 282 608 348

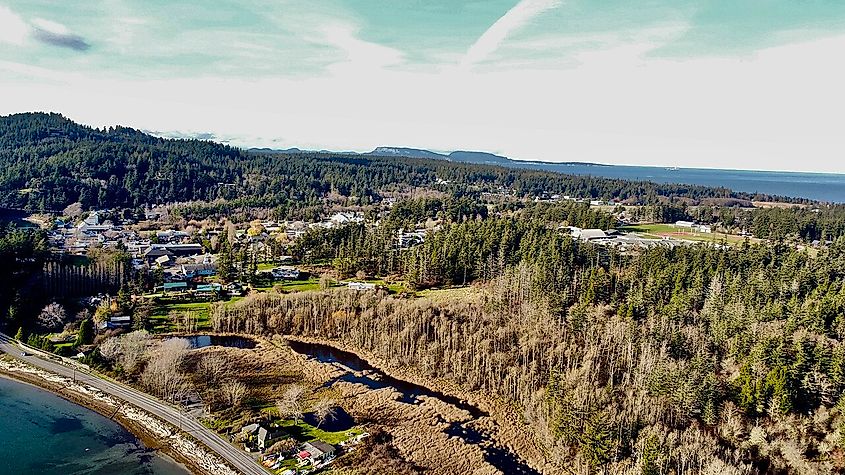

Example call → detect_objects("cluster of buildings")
397 228 427 248
561 226 700 251
239 423 339 471
674 220 713 233
49 211 148 256
534 193 616 207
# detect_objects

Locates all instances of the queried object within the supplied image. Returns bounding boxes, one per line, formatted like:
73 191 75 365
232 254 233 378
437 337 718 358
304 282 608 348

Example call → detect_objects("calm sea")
0 377 187 475
518 162 845 203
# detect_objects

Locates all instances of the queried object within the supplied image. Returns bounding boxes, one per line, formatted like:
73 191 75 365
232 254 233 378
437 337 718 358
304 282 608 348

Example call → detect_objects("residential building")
348 282 376 291
258 427 285 450
272 266 300 280
297 441 336 465
182 263 217 278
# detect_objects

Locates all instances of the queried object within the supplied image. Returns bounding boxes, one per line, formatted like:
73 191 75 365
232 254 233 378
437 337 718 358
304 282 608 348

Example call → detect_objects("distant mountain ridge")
249 145 610 172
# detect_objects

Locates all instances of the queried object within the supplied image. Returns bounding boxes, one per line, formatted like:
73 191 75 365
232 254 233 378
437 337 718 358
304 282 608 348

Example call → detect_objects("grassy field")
620 223 754 245
148 300 212 332
359 279 412 294
274 419 363 445
252 277 322 293
416 286 481 302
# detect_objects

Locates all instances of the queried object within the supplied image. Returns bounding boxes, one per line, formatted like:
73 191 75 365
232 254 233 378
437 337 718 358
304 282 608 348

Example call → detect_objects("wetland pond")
286 340 540 475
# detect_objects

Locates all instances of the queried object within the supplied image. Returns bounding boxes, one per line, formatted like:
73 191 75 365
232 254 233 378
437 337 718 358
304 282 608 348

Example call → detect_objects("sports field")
620 223 754 245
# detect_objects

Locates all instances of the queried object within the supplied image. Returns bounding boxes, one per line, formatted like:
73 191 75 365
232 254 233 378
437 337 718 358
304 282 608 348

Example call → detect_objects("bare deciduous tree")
141 338 191 402
198 353 228 385
63 202 83 218
170 310 198 332
221 380 248 407
312 397 338 428
276 384 307 423
98 336 121 361
37 302 67 330
99 330 151 374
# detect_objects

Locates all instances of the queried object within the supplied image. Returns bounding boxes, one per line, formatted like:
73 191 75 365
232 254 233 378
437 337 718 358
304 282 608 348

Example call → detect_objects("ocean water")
0 377 187 475
520 162 845 203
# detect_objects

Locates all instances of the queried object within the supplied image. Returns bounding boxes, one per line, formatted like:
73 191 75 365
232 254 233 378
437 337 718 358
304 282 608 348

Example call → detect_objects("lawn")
253 277 323 293
274 419 364 445
359 279 412 294
148 300 212 333
416 286 480 302
258 405 364 445
278 278 321 292
620 223 754 245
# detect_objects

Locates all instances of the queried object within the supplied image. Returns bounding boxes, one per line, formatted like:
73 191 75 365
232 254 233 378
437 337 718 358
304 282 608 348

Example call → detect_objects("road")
0 332 266 475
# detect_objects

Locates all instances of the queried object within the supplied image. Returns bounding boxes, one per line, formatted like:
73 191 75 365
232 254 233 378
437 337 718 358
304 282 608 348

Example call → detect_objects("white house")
348 282 376 291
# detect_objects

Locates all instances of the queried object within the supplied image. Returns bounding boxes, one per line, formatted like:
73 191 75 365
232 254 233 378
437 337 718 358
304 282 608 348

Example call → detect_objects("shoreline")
0 369 192 473
0 357 239 475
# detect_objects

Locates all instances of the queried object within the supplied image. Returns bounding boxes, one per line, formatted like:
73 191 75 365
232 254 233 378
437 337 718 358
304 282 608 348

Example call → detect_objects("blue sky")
2 0 845 172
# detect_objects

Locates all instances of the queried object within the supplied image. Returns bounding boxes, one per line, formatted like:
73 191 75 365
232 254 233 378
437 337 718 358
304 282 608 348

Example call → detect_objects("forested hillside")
218 225 845 473
0 112 794 211
0 223 48 328
7 112 845 472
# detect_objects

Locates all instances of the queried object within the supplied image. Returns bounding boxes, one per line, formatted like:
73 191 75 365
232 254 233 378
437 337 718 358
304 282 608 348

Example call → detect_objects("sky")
1 1 845 173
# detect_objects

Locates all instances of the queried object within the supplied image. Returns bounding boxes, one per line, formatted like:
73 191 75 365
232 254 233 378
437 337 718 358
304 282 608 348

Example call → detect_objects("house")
144 247 175 266
329 212 364 226
271 266 300 280
161 282 188 293
157 230 190 243
560 225 582 238
161 243 204 257
78 223 114 233
348 282 376 291
84 212 101 226
109 315 131 327
241 423 260 435
297 441 336 465
182 263 217 278
257 426 285 450
154 254 175 268
226 282 246 297
97 315 132 331
195 283 223 294
398 229 426 248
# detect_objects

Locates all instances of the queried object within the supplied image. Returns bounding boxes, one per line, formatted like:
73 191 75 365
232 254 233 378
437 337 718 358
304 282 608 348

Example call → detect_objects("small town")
3 3 845 473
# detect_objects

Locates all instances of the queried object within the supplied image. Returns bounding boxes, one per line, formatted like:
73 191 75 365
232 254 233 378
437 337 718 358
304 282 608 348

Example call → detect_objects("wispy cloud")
30 17 90 51
0 5 29 45
460 0 562 69
0 7 90 51
32 28 90 51
318 22 405 73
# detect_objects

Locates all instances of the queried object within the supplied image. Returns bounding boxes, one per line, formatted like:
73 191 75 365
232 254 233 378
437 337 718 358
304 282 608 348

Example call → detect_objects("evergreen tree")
75 318 94 347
